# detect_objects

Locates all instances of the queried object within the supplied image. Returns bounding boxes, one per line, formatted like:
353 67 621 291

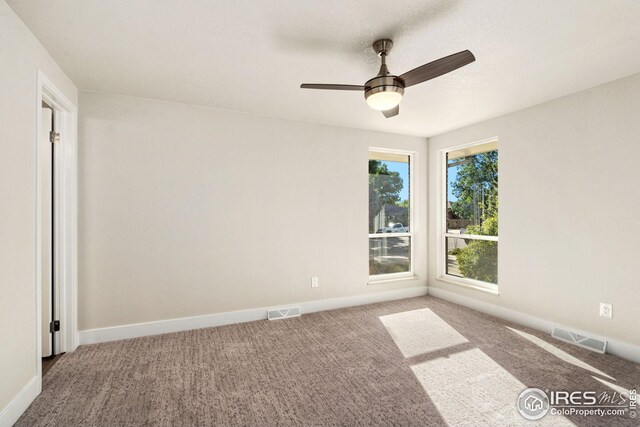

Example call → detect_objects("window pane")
369 155 410 234
446 237 497 284
369 236 410 275
446 148 498 237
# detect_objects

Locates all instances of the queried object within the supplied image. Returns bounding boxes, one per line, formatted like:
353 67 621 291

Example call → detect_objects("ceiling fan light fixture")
365 89 403 111
300 38 475 119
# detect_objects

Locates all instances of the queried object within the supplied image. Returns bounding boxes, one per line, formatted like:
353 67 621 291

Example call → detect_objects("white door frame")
35 70 78 383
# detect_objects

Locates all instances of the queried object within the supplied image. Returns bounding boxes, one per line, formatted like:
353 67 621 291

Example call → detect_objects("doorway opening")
40 101 62 375
37 71 78 382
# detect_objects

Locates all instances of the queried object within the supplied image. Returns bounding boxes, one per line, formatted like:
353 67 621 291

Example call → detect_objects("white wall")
78 91 427 331
0 0 77 419
428 72 640 347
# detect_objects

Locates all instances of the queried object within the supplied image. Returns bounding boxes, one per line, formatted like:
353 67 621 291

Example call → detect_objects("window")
369 149 413 281
442 139 498 290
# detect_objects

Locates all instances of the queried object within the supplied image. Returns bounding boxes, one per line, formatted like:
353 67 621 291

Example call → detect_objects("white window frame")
368 147 416 283
437 137 498 294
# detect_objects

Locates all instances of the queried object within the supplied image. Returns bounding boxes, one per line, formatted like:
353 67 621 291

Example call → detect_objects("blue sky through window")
448 165 459 202
380 161 409 202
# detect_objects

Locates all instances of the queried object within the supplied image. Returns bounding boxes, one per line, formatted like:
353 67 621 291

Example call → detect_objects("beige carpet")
18 296 640 426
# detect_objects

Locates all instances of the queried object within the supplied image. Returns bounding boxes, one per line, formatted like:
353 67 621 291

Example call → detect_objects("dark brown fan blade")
398 50 475 88
382 105 399 118
300 84 365 91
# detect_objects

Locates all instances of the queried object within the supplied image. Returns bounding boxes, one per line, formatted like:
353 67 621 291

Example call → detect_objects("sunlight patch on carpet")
507 327 615 380
411 348 574 426
379 308 468 358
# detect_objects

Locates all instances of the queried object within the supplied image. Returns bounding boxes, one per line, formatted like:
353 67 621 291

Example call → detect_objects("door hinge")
49 131 60 144
49 320 60 333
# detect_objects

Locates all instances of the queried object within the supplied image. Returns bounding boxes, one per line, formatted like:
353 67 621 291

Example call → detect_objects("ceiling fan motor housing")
364 75 404 98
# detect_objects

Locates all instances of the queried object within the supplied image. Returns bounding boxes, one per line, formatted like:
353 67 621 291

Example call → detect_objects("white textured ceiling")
9 0 640 136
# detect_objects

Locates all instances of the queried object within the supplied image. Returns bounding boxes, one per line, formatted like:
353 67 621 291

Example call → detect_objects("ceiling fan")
300 39 475 118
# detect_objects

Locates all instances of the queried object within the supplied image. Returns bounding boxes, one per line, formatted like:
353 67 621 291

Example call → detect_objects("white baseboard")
428 286 640 364
79 286 428 345
0 376 39 427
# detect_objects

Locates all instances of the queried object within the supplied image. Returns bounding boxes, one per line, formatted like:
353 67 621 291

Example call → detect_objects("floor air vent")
552 327 607 353
268 307 301 320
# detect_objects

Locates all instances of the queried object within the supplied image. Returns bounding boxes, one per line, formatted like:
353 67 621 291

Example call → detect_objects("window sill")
368 274 418 285
436 275 499 295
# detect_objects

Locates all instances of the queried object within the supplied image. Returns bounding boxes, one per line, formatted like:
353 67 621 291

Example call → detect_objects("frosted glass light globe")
366 90 402 111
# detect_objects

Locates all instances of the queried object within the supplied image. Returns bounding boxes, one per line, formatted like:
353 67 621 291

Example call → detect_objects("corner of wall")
0 376 39 427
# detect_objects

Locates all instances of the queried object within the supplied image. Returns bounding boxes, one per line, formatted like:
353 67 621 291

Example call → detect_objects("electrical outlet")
311 277 319 288
599 303 612 319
